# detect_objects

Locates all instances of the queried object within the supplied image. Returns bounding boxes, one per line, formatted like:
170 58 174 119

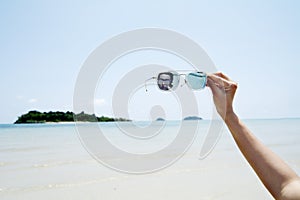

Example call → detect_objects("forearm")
225 112 300 199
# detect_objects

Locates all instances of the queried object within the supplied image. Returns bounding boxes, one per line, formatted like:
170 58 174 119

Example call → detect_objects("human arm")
207 72 300 200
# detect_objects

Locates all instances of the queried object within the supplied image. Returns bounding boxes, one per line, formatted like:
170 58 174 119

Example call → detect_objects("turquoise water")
0 119 299 200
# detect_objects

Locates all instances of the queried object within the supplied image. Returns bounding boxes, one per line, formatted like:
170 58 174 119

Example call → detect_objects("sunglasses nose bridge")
178 74 188 88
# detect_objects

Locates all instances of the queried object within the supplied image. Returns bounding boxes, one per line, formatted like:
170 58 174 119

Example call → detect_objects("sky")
0 0 300 123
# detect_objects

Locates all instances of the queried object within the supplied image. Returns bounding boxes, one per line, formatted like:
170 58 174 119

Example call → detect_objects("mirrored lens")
186 72 207 90
157 73 172 90
157 72 179 91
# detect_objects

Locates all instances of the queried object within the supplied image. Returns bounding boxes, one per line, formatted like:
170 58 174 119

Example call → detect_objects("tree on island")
14 110 130 124
183 116 203 121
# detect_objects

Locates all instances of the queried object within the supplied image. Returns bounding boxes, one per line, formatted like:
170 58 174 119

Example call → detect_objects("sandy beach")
0 119 299 200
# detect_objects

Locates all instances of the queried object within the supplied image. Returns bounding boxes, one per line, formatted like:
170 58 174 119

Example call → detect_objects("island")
14 110 131 124
183 116 203 121
156 117 165 121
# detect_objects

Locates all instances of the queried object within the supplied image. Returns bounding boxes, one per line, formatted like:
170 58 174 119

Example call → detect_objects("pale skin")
207 72 300 200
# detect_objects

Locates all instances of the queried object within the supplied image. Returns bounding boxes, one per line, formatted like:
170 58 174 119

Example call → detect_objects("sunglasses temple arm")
144 77 156 92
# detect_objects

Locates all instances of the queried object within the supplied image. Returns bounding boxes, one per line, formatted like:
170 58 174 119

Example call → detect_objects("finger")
207 74 228 87
214 72 231 81
206 78 220 96
206 77 216 88
208 74 237 87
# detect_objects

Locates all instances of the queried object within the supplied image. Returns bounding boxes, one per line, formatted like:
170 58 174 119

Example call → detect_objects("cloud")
28 98 38 103
94 98 106 106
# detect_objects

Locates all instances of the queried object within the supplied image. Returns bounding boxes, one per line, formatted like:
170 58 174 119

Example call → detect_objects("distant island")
14 110 131 124
154 116 202 121
183 116 203 121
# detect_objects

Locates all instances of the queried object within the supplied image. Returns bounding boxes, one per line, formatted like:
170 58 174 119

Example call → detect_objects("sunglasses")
145 71 207 91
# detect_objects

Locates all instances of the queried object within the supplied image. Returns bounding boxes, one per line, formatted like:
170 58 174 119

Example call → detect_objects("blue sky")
1 0 300 123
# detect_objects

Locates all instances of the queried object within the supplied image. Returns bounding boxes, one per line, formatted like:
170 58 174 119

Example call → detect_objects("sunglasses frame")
145 70 207 92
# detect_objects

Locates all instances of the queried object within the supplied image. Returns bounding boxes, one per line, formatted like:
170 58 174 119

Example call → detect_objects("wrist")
224 110 238 124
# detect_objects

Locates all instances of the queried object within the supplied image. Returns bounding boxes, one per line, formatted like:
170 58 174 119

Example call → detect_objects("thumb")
207 77 220 96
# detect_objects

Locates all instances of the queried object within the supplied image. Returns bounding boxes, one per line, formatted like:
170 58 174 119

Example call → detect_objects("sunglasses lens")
157 72 179 91
186 72 207 90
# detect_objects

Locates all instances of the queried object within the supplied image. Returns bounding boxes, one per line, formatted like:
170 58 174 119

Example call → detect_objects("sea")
0 119 299 200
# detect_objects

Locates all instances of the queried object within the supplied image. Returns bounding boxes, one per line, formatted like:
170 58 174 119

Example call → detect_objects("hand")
207 72 238 121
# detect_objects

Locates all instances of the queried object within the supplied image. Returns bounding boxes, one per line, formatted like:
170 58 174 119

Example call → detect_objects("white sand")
0 142 274 200
1 120 300 200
